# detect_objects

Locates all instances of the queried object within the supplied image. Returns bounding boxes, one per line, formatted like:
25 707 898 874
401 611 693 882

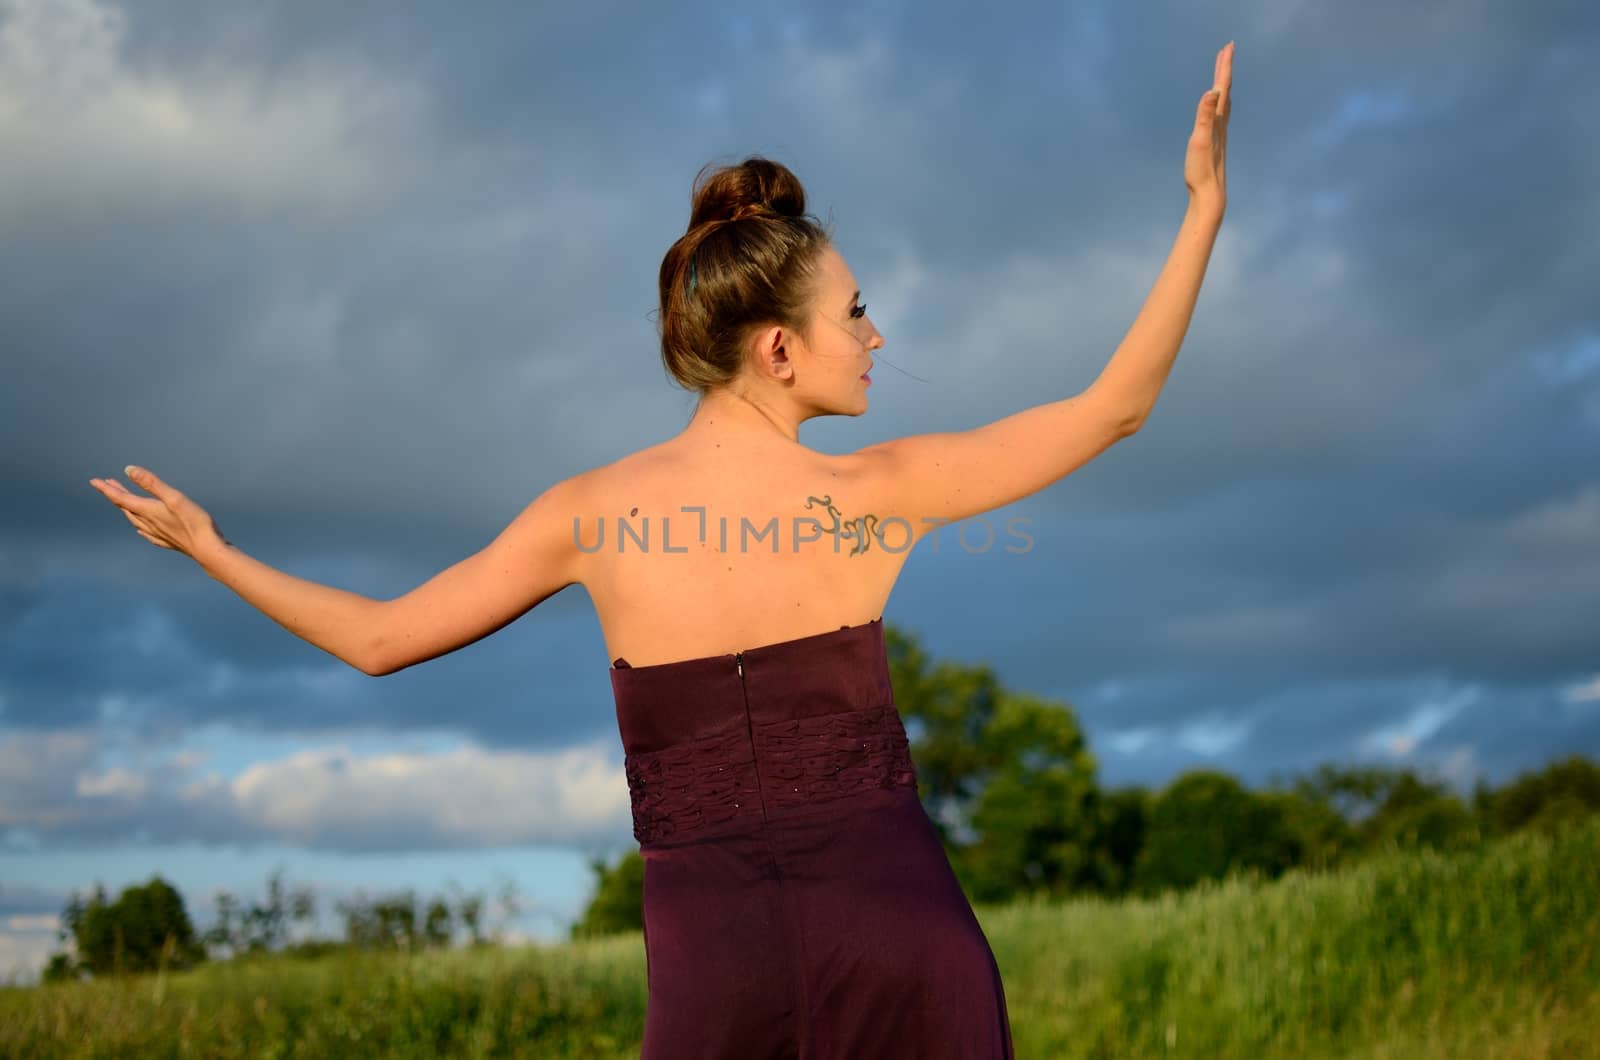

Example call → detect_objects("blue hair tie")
687 259 698 296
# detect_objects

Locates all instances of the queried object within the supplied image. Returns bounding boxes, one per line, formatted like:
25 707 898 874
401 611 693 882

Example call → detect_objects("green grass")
5 818 1596 1058
988 817 1599 1058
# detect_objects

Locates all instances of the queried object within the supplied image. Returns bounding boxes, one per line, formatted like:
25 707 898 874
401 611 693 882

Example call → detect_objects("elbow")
358 602 395 677
361 638 408 677
355 652 389 678
1087 381 1147 438
357 636 394 677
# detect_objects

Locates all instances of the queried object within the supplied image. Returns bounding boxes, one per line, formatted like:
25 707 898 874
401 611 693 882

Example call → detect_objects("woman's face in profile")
803 244 883 395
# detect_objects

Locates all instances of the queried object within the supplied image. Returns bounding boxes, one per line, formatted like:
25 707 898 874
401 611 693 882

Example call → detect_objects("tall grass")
4 818 1595 1058
987 816 1599 1057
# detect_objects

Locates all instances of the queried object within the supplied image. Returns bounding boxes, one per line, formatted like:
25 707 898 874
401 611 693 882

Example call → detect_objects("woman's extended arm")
1096 40 1231 425
193 537 386 674
1092 197 1224 429
90 466 389 673
89 465 581 676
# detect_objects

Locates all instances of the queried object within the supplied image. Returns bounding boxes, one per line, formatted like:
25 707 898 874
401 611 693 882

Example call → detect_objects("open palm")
1185 41 1233 205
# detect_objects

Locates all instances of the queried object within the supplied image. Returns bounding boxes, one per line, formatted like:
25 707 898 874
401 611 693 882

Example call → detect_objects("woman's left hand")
89 465 227 561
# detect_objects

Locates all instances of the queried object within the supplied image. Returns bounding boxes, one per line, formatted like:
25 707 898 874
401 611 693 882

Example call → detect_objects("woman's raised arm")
851 43 1233 546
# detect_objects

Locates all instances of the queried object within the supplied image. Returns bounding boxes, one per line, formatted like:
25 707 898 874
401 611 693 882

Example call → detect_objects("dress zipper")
735 651 744 678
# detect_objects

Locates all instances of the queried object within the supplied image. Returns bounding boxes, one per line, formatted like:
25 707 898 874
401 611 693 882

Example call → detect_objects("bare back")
574 435 909 668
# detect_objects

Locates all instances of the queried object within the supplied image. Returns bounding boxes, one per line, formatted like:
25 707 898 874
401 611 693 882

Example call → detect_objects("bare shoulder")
569 443 672 504
846 385 1137 546
825 443 928 548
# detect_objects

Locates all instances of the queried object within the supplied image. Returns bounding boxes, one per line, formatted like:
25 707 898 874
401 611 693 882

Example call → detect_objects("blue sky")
3 0 1598 983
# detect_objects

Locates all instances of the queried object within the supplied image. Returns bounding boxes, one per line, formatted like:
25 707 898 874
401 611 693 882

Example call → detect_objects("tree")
885 626 1010 850
1362 772 1479 853
1262 787 1355 872
41 952 80 984
203 868 318 958
1291 763 1414 823
336 888 448 952
51 877 204 978
447 879 488 946
948 693 1101 903
1082 786 1151 896
886 625 1103 904
328 883 493 952
1133 770 1302 894
571 849 646 938
1480 755 1600 837
423 897 454 948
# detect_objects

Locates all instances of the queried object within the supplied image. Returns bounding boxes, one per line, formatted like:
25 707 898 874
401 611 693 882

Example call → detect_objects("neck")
685 384 805 445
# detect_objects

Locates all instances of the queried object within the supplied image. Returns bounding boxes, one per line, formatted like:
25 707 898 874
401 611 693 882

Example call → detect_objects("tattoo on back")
805 494 880 557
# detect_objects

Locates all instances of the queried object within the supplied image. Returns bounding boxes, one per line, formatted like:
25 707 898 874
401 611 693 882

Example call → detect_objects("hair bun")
687 156 808 230
728 201 775 223
657 155 831 393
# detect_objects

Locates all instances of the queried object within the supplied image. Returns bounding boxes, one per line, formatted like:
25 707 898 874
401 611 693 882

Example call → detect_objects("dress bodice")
609 617 918 845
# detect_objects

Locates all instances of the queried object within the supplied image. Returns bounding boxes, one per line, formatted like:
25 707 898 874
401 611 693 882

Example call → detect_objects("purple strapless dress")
610 617 1015 1059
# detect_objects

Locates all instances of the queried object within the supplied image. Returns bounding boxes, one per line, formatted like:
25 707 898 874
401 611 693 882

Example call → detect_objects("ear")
752 324 794 380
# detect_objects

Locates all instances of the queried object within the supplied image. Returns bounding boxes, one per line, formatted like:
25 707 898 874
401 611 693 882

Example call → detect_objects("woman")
90 43 1232 1058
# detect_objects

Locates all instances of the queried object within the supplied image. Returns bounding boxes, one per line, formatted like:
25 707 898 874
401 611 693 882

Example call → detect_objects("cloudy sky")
3 0 1597 983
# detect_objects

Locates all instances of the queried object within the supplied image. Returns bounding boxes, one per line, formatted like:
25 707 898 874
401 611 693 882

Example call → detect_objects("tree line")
40 871 524 984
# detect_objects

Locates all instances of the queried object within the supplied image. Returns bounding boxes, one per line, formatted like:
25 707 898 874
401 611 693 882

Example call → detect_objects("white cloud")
0 928 59 987
75 766 149 800
226 742 632 848
0 729 100 827
1176 713 1255 756
1362 684 1480 758
1101 711 1258 758
1105 725 1159 754
0 0 436 222
1562 674 1600 705
0 726 636 851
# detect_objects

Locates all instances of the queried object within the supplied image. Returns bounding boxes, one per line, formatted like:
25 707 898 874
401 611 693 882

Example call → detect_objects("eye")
850 302 867 319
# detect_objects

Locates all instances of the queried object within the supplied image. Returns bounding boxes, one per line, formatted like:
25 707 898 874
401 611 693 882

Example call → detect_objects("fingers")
120 507 165 548
84 472 177 552
121 508 153 538
89 473 168 520
93 480 174 549
1217 41 1234 118
125 464 180 503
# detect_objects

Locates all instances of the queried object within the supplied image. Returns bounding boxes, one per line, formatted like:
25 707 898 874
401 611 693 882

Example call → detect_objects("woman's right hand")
1184 41 1233 210
90 465 227 562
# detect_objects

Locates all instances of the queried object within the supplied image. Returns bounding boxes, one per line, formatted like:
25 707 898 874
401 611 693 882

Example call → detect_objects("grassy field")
5 817 1596 1058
